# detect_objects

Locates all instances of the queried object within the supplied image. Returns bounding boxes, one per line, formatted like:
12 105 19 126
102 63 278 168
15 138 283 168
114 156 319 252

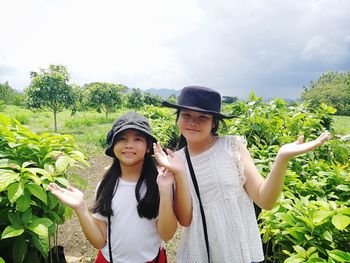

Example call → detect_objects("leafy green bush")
0 114 88 262
224 93 350 262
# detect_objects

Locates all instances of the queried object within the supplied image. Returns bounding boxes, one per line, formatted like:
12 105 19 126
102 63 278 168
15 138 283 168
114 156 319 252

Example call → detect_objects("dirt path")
57 154 179 263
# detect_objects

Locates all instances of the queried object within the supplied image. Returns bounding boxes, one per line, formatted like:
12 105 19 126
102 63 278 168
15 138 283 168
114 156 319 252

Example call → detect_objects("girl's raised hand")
153 142 186 175
48 183 84 210
157 167 175 191
278 131 331 160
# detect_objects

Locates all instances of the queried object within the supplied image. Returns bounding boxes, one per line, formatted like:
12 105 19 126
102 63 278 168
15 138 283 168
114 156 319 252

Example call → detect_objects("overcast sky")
1 0 350 99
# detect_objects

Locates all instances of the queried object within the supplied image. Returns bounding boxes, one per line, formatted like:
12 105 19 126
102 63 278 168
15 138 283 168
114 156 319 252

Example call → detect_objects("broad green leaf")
31 233 49 256
323 231 333 242
26 183 47 205
7 182 24 203
336 184 350 191
0 169 19 191
293 245 307 258
55 177 69 187
327 249 350 262
21 210 32 225
16 192 31 212
0 159 9 167
8 213 23 226
25 167 52 181
332 215 350 230
28 218 52 238
55 155 71 173
1 225 24 239
312 210 332 225
13 236 27 263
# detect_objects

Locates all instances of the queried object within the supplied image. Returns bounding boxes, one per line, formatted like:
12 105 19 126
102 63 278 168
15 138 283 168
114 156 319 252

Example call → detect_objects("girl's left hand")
278 131 331 160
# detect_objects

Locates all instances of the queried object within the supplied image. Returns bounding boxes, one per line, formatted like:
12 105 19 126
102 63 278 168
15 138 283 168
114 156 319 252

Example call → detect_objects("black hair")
175 109 222 150
92 134 159 219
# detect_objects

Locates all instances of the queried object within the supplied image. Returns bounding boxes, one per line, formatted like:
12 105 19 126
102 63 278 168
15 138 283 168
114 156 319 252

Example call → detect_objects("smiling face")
113 129 149 168
177 109 215 145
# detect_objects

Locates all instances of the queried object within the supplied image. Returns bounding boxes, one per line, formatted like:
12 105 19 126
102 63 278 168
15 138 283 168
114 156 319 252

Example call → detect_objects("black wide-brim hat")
162 86 235 119
105 112 157 158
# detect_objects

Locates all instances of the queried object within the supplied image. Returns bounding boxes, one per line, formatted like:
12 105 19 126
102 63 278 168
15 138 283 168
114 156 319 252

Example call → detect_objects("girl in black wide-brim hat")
159 85 331 263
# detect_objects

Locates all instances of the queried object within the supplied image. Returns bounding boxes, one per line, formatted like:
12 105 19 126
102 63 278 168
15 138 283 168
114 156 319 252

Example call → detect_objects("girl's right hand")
153 142 186 176
48 183 85 210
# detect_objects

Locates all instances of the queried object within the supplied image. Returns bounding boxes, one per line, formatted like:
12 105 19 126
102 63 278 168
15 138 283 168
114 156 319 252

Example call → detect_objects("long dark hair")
92 138 160 219
175 109 222 150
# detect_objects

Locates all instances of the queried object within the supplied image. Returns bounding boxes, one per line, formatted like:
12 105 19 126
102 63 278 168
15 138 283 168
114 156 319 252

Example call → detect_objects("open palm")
153 142 185 175
278 131 331 159
48 183 84 210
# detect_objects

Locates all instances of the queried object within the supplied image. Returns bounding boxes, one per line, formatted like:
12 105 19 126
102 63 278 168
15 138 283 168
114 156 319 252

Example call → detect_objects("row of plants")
223 94 350 262
0 114 88 262
1 95 349 262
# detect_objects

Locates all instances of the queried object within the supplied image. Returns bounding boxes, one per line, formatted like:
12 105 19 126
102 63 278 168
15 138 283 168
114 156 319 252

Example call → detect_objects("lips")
122 152 136 155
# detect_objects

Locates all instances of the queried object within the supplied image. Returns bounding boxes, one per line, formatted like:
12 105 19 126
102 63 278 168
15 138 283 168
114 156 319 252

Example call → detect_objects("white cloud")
0 0 349 99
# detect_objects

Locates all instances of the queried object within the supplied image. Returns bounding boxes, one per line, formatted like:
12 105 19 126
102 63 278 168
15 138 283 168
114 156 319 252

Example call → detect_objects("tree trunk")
54 109 58 133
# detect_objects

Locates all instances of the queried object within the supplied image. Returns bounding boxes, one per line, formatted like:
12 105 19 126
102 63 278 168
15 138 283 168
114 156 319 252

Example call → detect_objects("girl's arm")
241 131 331 210
156 168 178 241
153 143 192 226
48 183 107 248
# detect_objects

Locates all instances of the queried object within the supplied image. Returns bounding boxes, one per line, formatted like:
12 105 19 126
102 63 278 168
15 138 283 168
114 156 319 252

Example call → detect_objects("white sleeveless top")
176 135 264 263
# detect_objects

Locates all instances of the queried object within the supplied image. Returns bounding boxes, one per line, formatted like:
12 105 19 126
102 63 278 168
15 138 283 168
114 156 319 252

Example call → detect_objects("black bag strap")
184 147 210 263
108 215 113 263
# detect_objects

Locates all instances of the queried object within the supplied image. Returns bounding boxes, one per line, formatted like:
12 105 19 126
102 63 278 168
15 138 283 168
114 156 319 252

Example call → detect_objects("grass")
332 115 350 135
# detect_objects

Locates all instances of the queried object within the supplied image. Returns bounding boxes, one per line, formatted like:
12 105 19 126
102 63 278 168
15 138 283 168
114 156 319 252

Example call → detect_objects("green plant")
0 113 89 262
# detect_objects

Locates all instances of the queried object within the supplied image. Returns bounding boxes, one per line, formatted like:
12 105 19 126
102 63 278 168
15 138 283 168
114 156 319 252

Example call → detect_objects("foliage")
0 113 88 263
224 93 350 262
143 92 162 106
302 71 350 116
85 82 126 118
0 82 24 106
126 88 144 109
25 65 75 132
139 105 179 149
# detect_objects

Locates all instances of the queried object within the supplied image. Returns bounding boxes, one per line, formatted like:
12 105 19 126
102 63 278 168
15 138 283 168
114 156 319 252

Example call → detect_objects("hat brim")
105 125 157 157
162 101 235 119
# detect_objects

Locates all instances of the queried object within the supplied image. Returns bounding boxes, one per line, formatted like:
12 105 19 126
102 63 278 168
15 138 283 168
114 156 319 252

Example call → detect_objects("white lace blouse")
176 135 264 263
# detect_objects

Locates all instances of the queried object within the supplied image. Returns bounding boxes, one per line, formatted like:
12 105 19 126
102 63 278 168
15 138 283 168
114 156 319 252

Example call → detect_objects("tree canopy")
302 71 350 115
85 82 126 118
25 64 74 132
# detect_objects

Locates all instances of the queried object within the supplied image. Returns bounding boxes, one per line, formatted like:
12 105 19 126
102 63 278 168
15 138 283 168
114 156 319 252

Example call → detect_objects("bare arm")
48 183 107 248
156 168 178 241
153 143 192 226
241 131 331 210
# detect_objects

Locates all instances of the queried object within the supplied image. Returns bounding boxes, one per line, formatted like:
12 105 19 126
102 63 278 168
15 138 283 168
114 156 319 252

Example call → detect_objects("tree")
25 65 74 132
85 82 126 118
302 71 350 115
143 92 162 106
222 96 238 104
126 88 144 109
0 81 24 106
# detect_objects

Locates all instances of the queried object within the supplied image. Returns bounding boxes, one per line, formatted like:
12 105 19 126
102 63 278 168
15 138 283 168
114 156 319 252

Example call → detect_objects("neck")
187 135 217 156
120 160 143 182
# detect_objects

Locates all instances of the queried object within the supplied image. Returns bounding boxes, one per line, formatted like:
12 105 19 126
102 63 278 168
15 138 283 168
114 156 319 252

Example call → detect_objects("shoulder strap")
184 147 211 263
108 215 113 263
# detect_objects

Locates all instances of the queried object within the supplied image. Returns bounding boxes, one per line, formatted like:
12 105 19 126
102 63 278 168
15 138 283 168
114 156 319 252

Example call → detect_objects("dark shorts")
95 247 167 263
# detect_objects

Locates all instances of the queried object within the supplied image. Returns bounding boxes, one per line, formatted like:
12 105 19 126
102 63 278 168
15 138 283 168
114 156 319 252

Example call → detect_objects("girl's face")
177 109 214 143
113 129 148 167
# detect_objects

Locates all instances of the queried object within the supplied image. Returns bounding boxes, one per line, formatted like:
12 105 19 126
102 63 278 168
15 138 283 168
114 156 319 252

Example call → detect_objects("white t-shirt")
93 178 163 263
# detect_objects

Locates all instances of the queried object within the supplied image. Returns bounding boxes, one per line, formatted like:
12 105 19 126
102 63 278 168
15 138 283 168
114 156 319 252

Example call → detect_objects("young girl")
161 86 331 263
48 111 179 263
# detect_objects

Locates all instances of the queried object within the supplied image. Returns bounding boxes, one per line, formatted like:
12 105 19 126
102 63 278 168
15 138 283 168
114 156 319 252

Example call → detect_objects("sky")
1 0 350 99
